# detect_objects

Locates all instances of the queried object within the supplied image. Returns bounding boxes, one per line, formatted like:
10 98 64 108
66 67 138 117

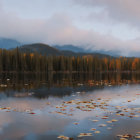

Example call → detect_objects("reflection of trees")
0 72 140 94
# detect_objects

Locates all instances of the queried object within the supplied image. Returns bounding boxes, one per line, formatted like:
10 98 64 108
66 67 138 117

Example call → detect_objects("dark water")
0 73 140 140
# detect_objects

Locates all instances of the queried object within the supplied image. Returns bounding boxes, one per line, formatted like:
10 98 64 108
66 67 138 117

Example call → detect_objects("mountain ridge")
0 37 117 57
0 38 21 49
18 43 112 58
54 44 120 56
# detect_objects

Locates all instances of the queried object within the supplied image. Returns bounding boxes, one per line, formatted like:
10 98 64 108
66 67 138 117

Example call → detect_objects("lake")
0 72 140 140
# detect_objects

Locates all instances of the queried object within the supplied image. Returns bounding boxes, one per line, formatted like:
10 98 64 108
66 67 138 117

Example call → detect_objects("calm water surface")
0 73 140 140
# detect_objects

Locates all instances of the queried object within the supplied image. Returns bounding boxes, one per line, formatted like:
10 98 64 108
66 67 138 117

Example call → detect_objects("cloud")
73 0 140 27
0 0 140 56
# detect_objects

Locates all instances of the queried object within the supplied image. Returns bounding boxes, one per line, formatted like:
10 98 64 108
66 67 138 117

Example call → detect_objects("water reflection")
0 84 139 140
0 72 140 99
0 73 139 139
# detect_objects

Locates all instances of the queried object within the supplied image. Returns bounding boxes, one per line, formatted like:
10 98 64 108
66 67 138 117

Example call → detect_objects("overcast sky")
1 0 140 56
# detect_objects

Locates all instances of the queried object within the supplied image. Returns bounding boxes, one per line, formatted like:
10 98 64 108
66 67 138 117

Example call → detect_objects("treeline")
0 48 140 72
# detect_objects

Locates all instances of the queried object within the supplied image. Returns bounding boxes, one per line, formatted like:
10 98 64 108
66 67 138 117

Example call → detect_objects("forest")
0 47 139 73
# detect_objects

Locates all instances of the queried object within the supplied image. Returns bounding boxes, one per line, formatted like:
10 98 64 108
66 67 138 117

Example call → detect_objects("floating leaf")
57 135 69 140
78 133 92 137
94 131 100 134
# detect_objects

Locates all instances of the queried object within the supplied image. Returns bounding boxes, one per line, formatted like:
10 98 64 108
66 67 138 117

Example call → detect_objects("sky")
0 0 140 56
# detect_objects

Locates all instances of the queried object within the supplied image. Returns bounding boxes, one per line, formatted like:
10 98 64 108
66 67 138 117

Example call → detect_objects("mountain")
54 45 89 53
54 44 120 56
0 38 21 49
0 37 119 56
19 43 62 56
20 43 120 57
18 43 111 58
93 50 120 57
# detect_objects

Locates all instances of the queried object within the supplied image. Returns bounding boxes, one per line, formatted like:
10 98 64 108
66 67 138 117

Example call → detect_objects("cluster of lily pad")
51 94 140 140
117 132 140 140
0 91 140 140
0 106 36 114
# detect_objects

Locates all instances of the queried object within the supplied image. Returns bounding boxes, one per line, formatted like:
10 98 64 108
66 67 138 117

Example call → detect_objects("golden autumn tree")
116 58 121 71
109 59 115 71
132 58 139 71
103 58 108 71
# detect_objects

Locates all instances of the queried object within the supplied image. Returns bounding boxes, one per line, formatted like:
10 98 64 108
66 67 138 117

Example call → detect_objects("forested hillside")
18 43 111 58
0 47 139 73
